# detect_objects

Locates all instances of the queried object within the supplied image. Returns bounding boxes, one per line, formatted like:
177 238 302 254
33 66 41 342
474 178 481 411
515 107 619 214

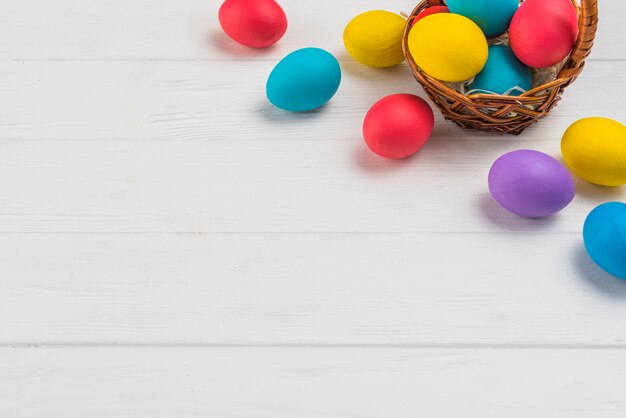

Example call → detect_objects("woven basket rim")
401 0 599 134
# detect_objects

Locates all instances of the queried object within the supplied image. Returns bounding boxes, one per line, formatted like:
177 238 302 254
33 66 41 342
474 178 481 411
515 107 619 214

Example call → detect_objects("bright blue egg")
447 0 519 37
469 45 532 96
583 202 626 280
266 48 341 112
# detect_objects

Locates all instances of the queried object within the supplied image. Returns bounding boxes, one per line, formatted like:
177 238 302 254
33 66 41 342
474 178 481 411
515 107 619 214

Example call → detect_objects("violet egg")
488 150 575 218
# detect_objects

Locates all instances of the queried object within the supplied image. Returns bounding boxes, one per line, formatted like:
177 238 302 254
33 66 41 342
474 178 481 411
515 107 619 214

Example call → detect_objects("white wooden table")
1 1 625 416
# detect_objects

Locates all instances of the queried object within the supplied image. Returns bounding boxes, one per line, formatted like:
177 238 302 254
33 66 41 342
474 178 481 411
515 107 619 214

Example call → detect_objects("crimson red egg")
218 0 288 48
412 6 450 26
363 94 434 159
509 0 578 68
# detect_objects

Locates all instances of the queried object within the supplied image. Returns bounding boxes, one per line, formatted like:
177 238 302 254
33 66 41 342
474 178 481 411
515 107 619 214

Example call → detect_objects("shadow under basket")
402 0 599 135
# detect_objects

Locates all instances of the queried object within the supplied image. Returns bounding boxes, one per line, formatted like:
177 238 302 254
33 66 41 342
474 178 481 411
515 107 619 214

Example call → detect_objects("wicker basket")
402 0 599 135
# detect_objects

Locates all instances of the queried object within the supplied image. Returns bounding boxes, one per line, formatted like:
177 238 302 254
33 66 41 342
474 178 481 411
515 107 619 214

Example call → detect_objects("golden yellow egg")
408 13 488 82
561 117 626 187
343 10 406 68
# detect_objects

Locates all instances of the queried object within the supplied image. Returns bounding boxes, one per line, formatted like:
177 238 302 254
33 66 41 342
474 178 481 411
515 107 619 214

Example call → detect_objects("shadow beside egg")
553 155 626 201
571 244 626 297
255 100 331 123
337 51 413 79
573 179 626 201
208 29 279 58
477 192 559 232
351 142 416 174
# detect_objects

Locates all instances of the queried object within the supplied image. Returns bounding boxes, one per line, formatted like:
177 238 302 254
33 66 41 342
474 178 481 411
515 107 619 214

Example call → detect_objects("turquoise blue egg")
266 48 341 112
469 45 532 96
583 202 626 280
447 0 519 37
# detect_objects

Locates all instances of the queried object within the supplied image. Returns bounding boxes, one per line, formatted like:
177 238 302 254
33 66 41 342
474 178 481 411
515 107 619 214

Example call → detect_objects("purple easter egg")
488 150 575 218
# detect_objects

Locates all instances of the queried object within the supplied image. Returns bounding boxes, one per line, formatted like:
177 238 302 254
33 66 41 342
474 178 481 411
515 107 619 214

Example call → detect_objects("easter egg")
488 150 575 218
509 0 579 68
561 117 626 187
412 6 450 26
469 45 533 96
446 0 518 37
583 202 626 280
343 11 406 68
408 13 488 82
267 48 341 112
363 94 434 159
218 0 287 48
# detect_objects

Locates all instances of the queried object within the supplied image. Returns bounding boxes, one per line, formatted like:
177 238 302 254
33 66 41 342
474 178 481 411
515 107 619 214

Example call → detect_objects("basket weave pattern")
402 0 599 135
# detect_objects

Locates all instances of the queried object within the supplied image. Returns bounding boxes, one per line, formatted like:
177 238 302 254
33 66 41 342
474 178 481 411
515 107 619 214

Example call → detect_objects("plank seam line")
1 342 625 350
0 231 582 236
0 138 526 142
0 58 622 63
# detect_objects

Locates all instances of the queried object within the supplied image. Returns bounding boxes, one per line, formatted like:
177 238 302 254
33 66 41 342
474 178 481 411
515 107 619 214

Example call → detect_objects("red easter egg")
509 0 578 68
218 0 288 48
363 94 434 159
412 6 450 26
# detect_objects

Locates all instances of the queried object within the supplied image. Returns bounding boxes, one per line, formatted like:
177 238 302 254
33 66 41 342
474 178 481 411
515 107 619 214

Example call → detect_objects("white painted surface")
2 347 626 417
0 0 625 416
2 232 626 345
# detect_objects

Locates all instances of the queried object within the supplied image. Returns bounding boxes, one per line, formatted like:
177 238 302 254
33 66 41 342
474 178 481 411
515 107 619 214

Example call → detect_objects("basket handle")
569 0 598 66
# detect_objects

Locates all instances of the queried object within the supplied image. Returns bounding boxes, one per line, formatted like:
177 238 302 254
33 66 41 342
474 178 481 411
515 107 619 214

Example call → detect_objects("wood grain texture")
0 0 622 61
1 233 625 345
1 60 625 141
0 61 624 234
0 133 624 234
2 347 626 418
1 0 625 414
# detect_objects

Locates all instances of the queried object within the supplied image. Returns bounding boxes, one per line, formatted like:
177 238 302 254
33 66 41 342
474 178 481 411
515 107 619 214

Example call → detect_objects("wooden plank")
2 136 624 234
0 61 623 234
2 347 626 417
0 60 623 141
1 134 624 234
1 233 625 345
0 0 621 61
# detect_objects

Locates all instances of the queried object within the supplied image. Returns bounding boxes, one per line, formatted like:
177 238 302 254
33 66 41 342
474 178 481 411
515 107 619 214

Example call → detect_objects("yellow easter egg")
561 117 626 187
343 10 406 68
408 13 488 82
